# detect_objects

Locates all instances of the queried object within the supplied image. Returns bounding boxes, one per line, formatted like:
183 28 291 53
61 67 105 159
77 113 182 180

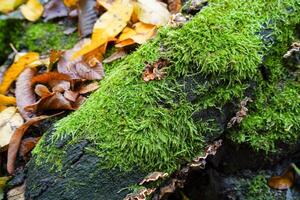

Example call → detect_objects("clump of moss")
14 22 78 52
33 0 300 173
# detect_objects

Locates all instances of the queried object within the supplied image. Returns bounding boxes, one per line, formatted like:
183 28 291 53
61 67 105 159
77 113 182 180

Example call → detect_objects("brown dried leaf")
19 137 41 157
78 0 98 37
49 80 71 93
48 50 64 71
72 95 86 109
43 0 68 21
34 84 51 97
25 92 75 113
78 82 99 94
268 166 295 190
124 188 155 200
167 0 182 13
31 72 71 85
103 48 127 63
15 68 37 120
142 59 169 82
64 90 79 102
7 115 57 174
139 172 168 185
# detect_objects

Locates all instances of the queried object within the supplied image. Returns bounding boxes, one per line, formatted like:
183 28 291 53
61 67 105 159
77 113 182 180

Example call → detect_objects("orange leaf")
48 50 64 71
34 84 52 97
0 94 16 106
72 0 133 58
20 0 44 22
0 52 39 94
31 72 71 85
19 137 41 157
64 0 78 8
15 68 37 120
268 167 295 190
7 114 61 174
0 105 7 111
167 0 182 14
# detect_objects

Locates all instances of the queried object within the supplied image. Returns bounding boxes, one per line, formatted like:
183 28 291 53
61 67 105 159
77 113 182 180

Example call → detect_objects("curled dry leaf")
72 95 86 109
7 114 61 174
103 48 127 63
34 84 51 97
43 0 68 21
268 166 295 190
78 0 98 37
73 0 133 58
140 172 169 185
19 137 41 157
167 0 182 14
49 80 71 93
78 82 99 94
142 59 169 82
20 0 44 22
0 52 39 94
25 92 75 113
15 68 37 120
64 90 79 102
124 188 155 200
0 107 24 151
31 72 71 85
133 0 171 26
0 94 16 106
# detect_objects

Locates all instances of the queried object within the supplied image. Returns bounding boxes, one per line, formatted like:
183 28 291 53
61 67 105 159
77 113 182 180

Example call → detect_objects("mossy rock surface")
13 0 300 198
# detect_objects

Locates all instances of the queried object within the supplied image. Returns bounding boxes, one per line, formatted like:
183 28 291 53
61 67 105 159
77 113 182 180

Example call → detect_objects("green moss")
14 22 78 52
34 0 300 173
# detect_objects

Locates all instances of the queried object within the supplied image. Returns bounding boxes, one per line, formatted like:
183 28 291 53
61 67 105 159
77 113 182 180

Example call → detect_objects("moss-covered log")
17 0 300 199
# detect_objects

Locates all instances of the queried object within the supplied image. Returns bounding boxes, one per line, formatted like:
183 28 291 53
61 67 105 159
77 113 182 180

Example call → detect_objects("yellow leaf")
116 22 156 47
134 0 170 26
20 0 44 22
0 0 24 14
0 95 16 106
64 0 78 8
73 0 133 59
0 52 39 94
0 176 11 189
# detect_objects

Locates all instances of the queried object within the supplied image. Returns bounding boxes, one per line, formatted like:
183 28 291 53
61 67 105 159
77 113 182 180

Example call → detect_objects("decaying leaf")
116 22 156 48
7 114 60 174
15 68 37 120
49 80 71 92
268 165 295 190
0 52 39 94
43 0 68 21
0 176 11 189
34 84 51 97
140 172 169 185
103 48 127 63
133 0 171 26
64 90 79 102
227 97 252 128
0 0 25 14
0 107 24 151
19 137 41 157
0 94 16 106
78 0 98 37
167 0 182 14
31 72 71 85
20 0 44 22
7 183 25 200
73 0 133 58
72 95 86 109
124 188 155 200
78 82 99 94
142 59 169 82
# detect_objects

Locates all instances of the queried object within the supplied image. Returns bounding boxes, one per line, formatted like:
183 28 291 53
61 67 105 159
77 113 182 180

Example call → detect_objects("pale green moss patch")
33 0 300 173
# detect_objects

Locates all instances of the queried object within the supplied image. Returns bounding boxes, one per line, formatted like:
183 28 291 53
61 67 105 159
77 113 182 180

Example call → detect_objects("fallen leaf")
7 183 25 200
31 72 71 85
78 82 99 94
140 172 169 185
49 80 71 92
64 0 78 8
0 94 16 106
75 61 105 80
34 84 52 97
19 137 41 157
167 0 182 14
15 68 37 120
0 106 6 112
20 0 44 22
25 92 75 113
48 50 64 71
0 0 25 14
72 0 133 58
7 114 61 174
64 90 79 102
116 22 156 47
43 0 68 21
72 95 86 109
0 176 11 189
0 107 24 151
78 0 98 37
134 0 170 26
268 166 295 190
142 59 168 82
0 52 39 94
103 48 127 63
97 0 114 10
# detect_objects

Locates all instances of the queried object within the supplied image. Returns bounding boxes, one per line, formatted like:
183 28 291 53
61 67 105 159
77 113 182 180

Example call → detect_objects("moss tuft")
33 0 300 173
